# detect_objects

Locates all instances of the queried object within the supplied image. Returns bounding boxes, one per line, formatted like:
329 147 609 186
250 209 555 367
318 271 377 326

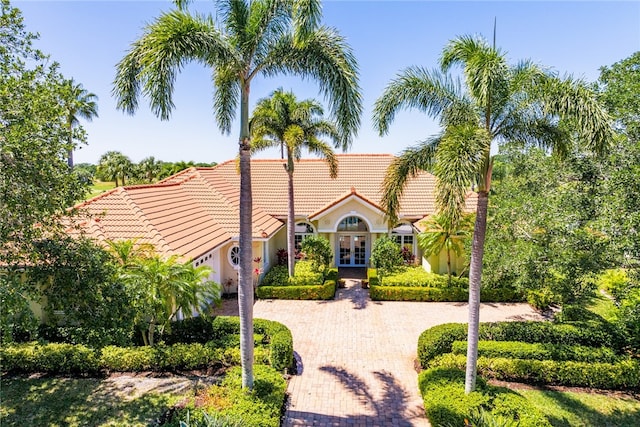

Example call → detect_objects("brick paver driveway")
253 273 544 427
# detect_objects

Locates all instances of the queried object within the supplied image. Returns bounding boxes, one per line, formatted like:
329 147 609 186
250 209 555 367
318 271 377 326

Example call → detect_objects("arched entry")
336 216 369 267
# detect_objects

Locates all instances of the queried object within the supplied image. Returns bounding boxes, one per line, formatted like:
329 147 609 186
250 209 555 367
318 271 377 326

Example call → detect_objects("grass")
586 291 619 322
0 377 184 426
520 389 640 427
89 180 116 197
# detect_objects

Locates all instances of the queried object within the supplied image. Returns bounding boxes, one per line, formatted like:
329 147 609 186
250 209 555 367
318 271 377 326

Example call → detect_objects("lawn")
89 180 116 197
0 377 184 427
521 389 640 427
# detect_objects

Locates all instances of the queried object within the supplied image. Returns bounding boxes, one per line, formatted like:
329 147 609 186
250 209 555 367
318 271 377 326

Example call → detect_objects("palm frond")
292 0 322 43
305 136 338 178
434 124 490 221
212 66 240 134
113 10 235 121
262 27 362 149
381 137 440 224
373 66 460 135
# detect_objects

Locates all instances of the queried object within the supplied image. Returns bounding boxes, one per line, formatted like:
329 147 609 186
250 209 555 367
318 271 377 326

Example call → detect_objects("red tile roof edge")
308 188 386 220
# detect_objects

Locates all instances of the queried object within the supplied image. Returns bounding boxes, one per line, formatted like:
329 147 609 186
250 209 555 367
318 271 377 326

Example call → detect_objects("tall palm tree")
139 156 162 183
250 89 339 277
62 79 98 168
418 212 474 285
112 0 361 388
374 35 612 393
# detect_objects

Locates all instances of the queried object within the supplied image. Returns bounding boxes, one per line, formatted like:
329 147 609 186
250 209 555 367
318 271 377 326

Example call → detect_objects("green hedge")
418 321 625 368
369 284 523 302
451 340 620 363
261 261 328 287
367 268 522 302
170 364 287 427
256 279 336 300
1 317 294 375
431 353 640 390
418 367 551 427
0 342 100 375
379 266 470 288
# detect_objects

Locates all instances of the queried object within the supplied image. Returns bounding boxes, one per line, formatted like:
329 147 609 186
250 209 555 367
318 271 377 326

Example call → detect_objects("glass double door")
338 234 367 266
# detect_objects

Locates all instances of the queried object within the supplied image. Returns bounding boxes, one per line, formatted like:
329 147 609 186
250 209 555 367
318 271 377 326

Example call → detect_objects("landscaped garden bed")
415 314 640 426
0 316 293 426
368 267 524 302
256 261 337 300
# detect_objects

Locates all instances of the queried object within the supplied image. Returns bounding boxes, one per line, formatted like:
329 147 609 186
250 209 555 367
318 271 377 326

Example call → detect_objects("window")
228 245 240 268
391 223 415 263
295 222 315 251
337 216 368 232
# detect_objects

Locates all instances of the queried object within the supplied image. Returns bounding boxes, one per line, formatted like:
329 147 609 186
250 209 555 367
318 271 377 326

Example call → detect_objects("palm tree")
139 156 162 183
112 0 361 388
123 255 219 346
250 89 339 277
97 151 123 186
374 35 612 393
418 213 474 285
62 79 98 168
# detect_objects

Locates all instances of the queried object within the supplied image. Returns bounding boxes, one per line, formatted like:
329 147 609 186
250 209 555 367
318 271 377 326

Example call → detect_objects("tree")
112 0 361 389
61 79 98 169
374 35 612 392
418 213 474 285
1 0 88 267
97 150 133 186
370 236 403 281
138 156 162 183
120 254 219 346
251 89 339 277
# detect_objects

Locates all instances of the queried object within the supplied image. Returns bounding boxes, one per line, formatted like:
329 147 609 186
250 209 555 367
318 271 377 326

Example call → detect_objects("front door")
338 234 367 266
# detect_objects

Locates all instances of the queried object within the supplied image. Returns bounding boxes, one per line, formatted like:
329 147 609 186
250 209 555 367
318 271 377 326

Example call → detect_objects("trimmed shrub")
99 345 156 371
1 342 99 374
256 278 335 300
163 316 217 345
418 321 626 368
179 364 287 427
37 324 133 348
431 353 640 390
418 367 550 427
370 284 522 302
381 266 469 288
451 340 620 363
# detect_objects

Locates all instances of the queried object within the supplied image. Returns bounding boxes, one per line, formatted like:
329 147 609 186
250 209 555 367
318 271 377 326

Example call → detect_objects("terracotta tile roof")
207 154 474 220
308 187 385 220
71 154 476 260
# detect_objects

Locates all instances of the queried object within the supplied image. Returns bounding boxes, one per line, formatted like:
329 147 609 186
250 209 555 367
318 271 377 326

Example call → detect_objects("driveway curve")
254 276 544 427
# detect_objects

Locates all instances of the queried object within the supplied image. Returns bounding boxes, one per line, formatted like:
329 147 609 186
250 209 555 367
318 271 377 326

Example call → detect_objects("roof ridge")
119 189 175 255
72 187 121 210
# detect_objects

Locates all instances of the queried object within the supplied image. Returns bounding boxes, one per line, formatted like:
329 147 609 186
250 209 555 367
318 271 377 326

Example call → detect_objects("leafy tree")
418 213 474 284
251 89 339 277
61 78 98 168
122 254 220 346
1 0 89 267
25 236 135 346
300 235 332 275
112 0 361 388
374 35 612 392
96 150 133 186
138 156 163 183
370 236 403 281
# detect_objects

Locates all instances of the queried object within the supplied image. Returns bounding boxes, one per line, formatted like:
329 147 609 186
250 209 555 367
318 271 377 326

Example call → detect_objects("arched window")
391 223 415 263
228 245 240 268
295 222 315 251
337 216 368 232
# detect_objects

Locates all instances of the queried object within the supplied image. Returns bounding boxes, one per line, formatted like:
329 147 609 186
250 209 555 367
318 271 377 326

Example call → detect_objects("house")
70 154 476 292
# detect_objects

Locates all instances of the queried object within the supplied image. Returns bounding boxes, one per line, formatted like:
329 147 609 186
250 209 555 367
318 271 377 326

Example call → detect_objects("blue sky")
15 1 640 165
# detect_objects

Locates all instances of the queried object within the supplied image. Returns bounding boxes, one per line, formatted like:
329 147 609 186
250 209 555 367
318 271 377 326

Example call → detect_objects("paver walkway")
253 272 545 427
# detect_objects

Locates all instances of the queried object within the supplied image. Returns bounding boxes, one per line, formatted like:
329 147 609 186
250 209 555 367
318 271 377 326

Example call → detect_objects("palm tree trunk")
465 190 489 393
67 119 74 169
238 83 254 390
446 247 452 286
286 157 296 277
